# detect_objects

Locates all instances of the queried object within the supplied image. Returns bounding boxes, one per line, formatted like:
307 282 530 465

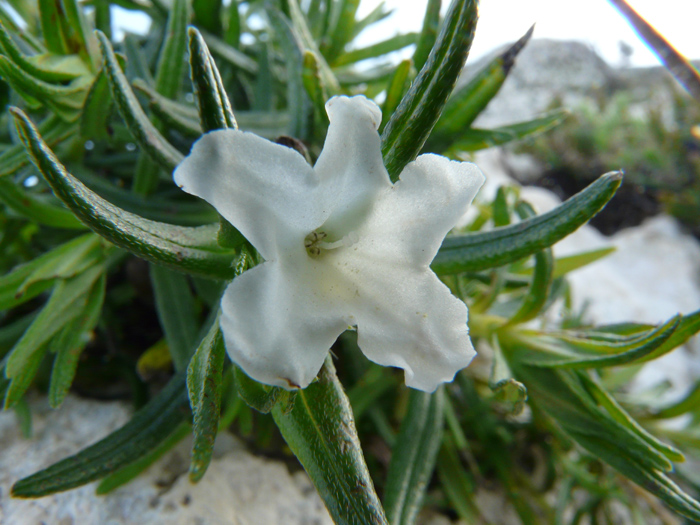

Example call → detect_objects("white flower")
174 95 485 392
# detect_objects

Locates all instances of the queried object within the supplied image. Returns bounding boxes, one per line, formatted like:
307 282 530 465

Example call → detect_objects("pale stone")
0 395 332 525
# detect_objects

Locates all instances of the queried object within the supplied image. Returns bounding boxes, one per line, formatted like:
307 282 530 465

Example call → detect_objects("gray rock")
461 38 685 130
0 395 332 525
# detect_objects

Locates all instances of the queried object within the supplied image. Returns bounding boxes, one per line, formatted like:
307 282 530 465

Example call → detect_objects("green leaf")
516 247 616 279
224 0 241 48
59 0 98 67
151 265 199 371
193 0 222 34
0 233 98 310
96 420 191 494
380 59 414 133
187 319 226 482
412 0 441 71
4 265 103 408
323 0 361 64
0 19 86 82
436 436 479 522
302 50 330 133
384 388 444 525
287 0 339 92
505 201 554 325
0 177 85 229
80 67 113 140
0 55 89 122
432 172 622 274
579 373 684 462
346 364 398 420
430 26 533 143
380 0 477 181
200 30 258 74
653 378 700 419
39 0 71 55
271 357 388 525
187 27 237 132
11 107 237 280
0 115 76 178
11 371 190 497
512 315 680 369
154 0 189 100
266 5 313 140
95 30 183 174
48 273 106 408
234 365 281 414
332 32 417 67
444 110 568 153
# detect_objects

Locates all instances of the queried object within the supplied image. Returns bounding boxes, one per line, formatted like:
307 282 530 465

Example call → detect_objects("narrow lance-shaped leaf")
0 55 89 122
302 50 330 134
444 109 568 153
187 318 226 482
96 421 191 494
188 27 237 132
266 6 313 140
200 30 258 74
324 0 361 63
384 388 445 525
271 357 388 525
286 0 340 92
0 115 76 177
510 362 700 522
0 177 85 229
381 0 478 180
48 273 106 408
0 234 99 311
431 25 534 144
12 371 190 497
187 27 245 249
513 315 679 369
380 59 414 133
4 265 104 409
0 19 86 82
132 0 190 196
95 30 183 173
331 33 418 68
11 107 237 280
60 0 99 68
432 172 622 274
505 201 554 325
413 0 441 71
151 265 200 371
580 373 684 462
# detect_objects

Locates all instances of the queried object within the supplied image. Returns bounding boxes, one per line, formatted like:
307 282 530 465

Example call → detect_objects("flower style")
174 96 485 392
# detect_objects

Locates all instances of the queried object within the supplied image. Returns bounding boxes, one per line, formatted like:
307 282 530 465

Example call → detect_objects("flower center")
304 230 359 258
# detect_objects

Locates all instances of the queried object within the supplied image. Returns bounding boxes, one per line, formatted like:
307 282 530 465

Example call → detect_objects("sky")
355 0 700 68
112 0 700 68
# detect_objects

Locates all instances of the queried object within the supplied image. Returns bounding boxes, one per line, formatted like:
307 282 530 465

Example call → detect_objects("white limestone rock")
0 395 332 525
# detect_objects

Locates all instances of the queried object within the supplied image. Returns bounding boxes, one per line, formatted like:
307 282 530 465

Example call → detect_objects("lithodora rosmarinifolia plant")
1 0 700 523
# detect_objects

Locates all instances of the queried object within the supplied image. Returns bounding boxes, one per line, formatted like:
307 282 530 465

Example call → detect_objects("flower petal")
313 96 391 237
173 130 327 259
357 154 485 267
220 255 349 389
347 261 475 392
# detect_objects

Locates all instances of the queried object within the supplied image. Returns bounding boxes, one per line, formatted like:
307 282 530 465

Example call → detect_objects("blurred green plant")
0 0 699 523
518 89 700 236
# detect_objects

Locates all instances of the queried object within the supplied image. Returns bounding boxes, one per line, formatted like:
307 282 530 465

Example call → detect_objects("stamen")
304 230 359 257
